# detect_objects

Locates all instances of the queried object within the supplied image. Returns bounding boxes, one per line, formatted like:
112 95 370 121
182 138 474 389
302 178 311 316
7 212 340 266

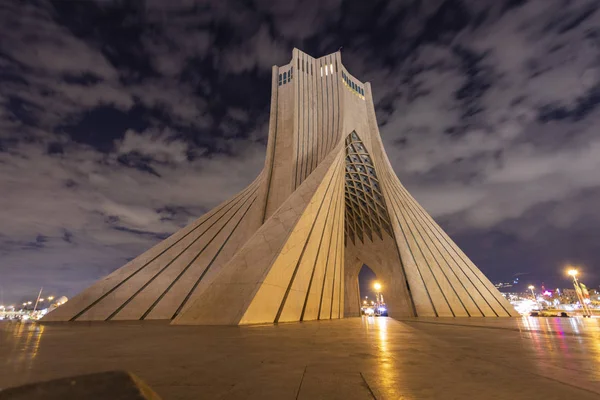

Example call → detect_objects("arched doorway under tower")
356 264 388 315
343 131 416 319
343 233 416 319
359 264 378 309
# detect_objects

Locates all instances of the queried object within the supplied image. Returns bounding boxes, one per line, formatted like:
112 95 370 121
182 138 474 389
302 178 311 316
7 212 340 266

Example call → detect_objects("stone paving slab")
1 317 599 399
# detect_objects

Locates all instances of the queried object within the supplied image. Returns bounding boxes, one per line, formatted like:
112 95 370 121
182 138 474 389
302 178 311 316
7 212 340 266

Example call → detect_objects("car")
363 307 375 316
375 307 388 317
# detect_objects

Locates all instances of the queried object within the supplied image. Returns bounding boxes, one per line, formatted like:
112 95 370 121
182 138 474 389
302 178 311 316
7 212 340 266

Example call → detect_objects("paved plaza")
1 317 599 399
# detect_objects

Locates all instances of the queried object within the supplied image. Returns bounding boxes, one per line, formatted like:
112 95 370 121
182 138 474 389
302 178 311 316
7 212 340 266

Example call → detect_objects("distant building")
561 289 578 303
494 282 513 290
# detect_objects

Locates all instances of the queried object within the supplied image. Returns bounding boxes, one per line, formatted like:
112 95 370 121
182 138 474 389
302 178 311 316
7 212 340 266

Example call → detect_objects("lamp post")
373 282 381 307
567 269 592 318
33 287 43 312
528 285 539 310
528 285 535 300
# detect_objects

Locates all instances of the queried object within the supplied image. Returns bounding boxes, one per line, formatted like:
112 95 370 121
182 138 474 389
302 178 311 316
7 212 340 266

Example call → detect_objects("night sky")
1 0 600 305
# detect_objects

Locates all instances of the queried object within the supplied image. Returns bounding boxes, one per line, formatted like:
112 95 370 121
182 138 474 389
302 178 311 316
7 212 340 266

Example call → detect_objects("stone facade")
44 49 516 324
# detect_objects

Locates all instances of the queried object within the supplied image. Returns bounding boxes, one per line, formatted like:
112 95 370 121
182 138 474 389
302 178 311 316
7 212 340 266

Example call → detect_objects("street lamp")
528 285 539 310
48 296 54 301
373 282 382 308
568 269 578 278
566 267 592 317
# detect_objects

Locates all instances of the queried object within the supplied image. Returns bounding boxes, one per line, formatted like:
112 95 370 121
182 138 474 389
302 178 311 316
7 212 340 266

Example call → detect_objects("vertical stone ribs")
344 132 393 245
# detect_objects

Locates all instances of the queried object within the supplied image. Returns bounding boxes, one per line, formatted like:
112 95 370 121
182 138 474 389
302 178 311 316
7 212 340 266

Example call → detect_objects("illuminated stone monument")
45 49 516 324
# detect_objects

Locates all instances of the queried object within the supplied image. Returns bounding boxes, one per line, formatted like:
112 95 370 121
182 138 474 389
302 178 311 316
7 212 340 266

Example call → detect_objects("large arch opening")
358 264 388 316
342 130 416 319
344 243 416 319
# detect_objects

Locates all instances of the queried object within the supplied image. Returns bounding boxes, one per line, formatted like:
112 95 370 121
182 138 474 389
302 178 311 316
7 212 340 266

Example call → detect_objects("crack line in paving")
360 372 378 399
295 366 307 400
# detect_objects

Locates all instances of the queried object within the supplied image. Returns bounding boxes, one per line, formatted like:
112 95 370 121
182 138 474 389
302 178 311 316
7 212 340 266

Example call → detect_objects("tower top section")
275 48 366 101
289 48 340 62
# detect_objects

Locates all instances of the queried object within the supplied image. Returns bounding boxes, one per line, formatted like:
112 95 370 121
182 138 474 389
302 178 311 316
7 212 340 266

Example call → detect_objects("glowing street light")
527 285 539 310
373 282 383 309
48 296 54 301
566 267 592 317
27 301 32 305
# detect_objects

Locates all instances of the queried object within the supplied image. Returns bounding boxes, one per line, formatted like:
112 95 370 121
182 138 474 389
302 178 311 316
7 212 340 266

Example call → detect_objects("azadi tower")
45 49 516 324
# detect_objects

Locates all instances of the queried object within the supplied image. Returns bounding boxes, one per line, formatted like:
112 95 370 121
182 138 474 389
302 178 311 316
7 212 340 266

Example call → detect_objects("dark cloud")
1 0 599 304
59 105 150 152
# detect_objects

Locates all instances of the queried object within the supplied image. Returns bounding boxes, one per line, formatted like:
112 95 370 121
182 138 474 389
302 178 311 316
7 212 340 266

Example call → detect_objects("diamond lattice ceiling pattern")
344 132 392 244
